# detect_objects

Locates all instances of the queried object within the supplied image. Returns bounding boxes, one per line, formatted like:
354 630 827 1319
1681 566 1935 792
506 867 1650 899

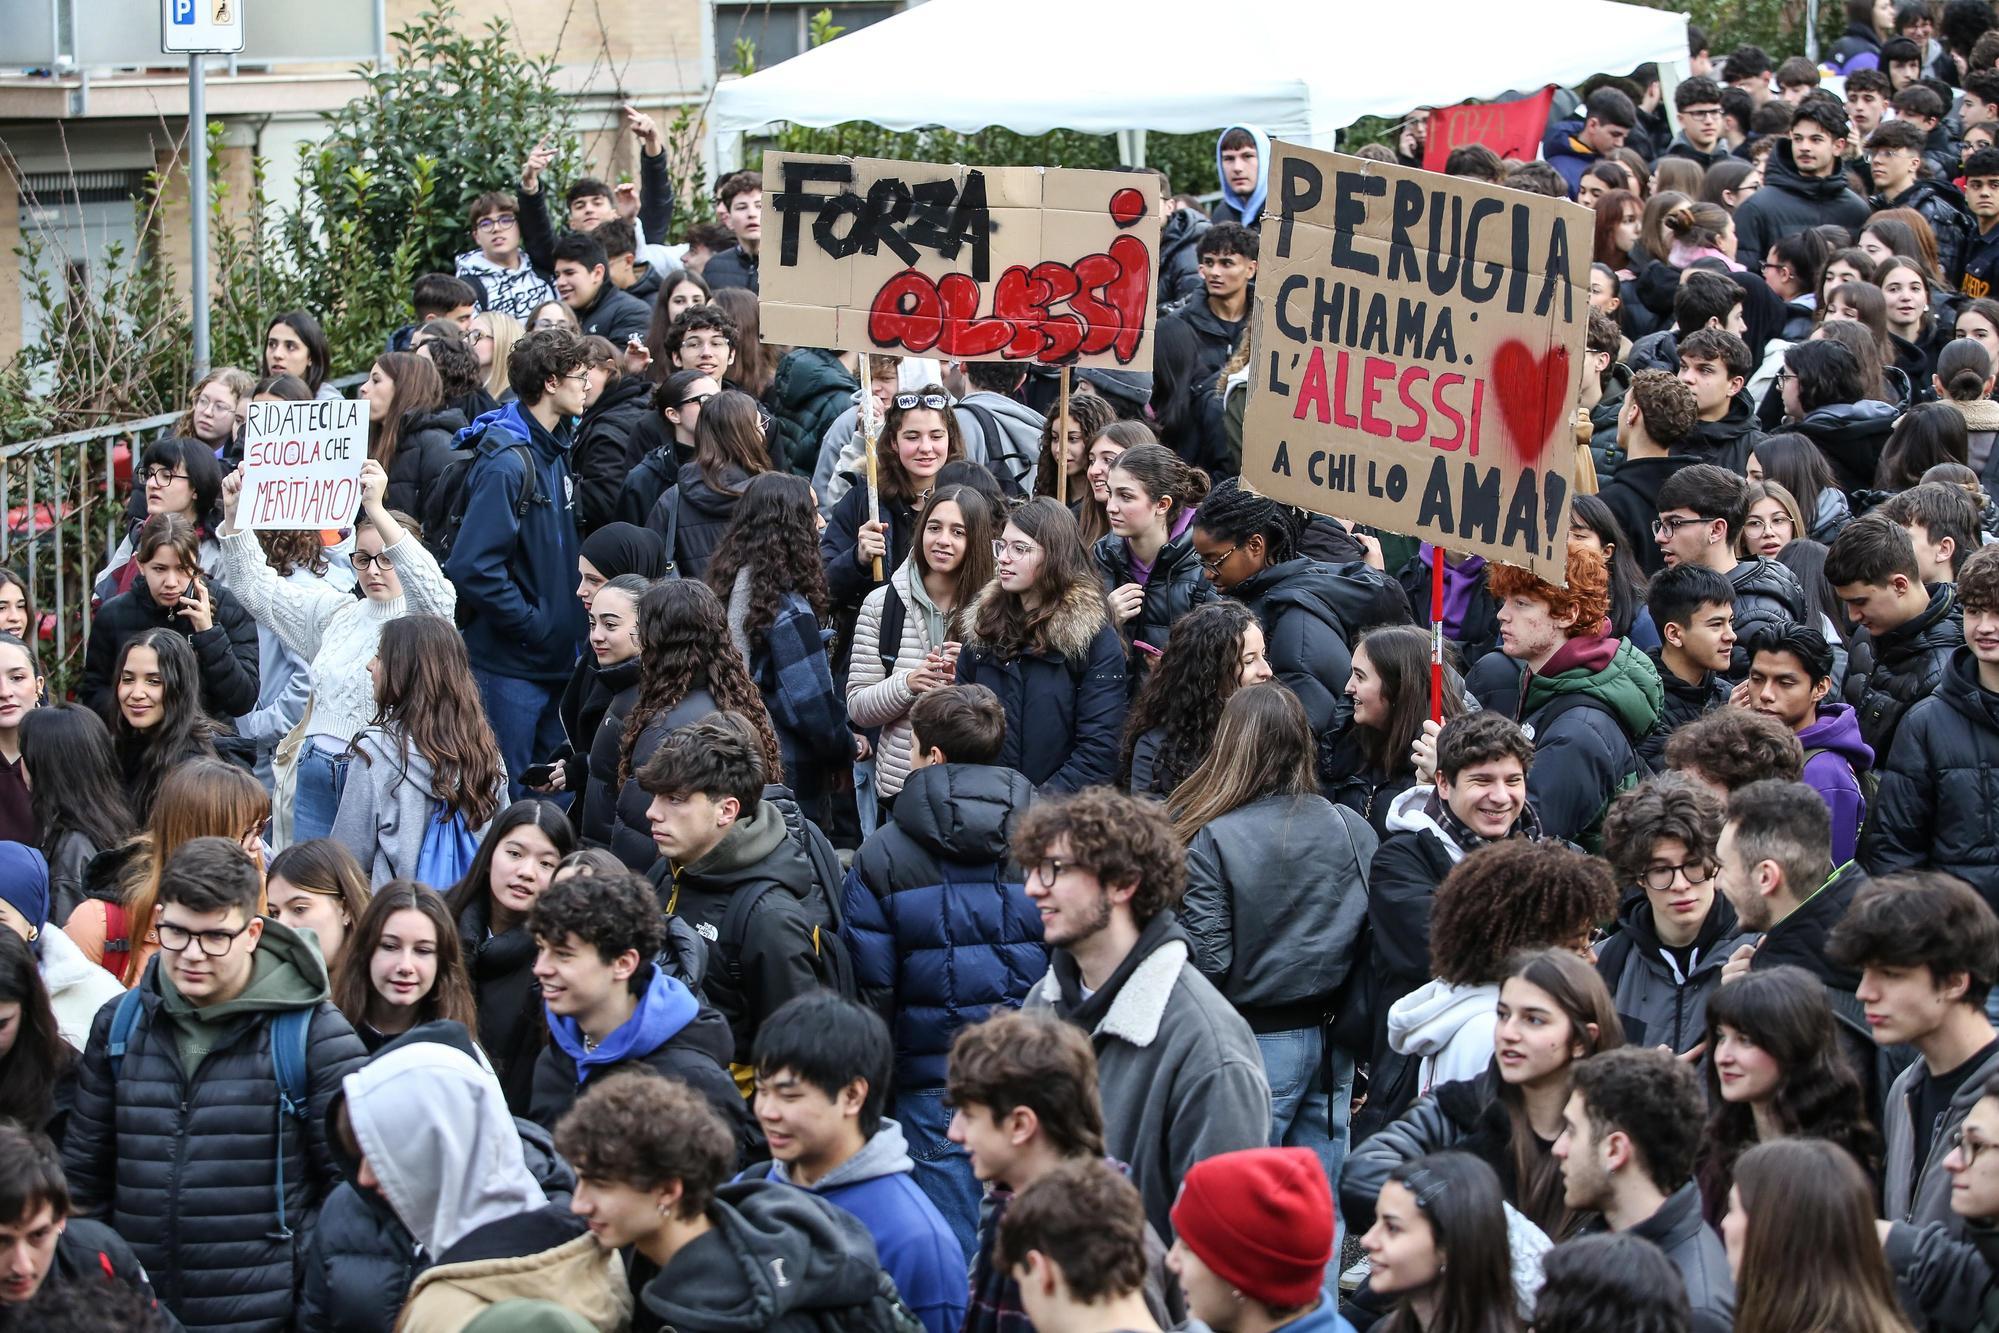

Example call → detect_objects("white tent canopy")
711 0 1689 149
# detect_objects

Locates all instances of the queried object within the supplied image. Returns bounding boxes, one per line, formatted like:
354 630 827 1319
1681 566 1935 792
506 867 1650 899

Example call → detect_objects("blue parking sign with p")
172 0 194 22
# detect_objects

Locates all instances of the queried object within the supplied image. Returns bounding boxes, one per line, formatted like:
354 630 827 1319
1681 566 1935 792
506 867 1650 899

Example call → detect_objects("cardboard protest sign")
760 151 1160 369
1240 143 1590 581
240 398 366 530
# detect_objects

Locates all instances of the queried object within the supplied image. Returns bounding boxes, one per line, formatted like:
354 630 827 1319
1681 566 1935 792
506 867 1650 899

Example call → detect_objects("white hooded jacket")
1385 977 1499 1097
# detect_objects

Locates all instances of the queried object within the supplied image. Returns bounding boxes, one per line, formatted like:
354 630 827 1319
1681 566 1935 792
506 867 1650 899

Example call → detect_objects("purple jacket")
1798 703 1874 865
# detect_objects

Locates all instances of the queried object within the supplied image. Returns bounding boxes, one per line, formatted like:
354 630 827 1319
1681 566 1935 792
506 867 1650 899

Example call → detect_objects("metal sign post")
162 0 245 376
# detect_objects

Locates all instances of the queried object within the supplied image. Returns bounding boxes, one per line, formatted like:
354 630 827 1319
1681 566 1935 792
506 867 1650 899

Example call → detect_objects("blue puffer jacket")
443 402 586 682
841 761 1046 1089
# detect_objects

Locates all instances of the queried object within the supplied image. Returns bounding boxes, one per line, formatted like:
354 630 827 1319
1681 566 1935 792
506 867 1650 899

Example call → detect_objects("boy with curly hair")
1016 788 1270 1242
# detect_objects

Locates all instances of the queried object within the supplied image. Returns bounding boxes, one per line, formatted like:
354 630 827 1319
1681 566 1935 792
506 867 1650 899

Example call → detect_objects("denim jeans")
896 1088 979 1262
1257 1026 1354 1258
853 753 880 841
472 669 568 805
293 742 352 844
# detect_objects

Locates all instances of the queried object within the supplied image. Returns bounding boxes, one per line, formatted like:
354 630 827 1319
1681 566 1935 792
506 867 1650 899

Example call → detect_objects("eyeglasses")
1640 860 1717 892
1776 369 1798 385
677 391 716 410
893 392 950 411
467 328 491 346
1652 515 1710 539
1868 148 1914 161
352 551 395 571
678 336 732 354
143 467 189 486
993 537 1039 562
1030 859 1070 888
529 317 572 332
474 214 518 234
1682 106 1725 119
1198 542 1239 573
563 371 591 386
1951 1129 1996 1167
157 918 254 956
1742 516 1793 535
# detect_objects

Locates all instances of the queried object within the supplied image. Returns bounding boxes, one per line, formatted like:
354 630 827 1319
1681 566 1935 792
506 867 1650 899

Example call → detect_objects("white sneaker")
1338 1256 1370 1292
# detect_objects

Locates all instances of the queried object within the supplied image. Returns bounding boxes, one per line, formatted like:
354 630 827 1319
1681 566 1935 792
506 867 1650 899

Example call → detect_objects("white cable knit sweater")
215 527 456 744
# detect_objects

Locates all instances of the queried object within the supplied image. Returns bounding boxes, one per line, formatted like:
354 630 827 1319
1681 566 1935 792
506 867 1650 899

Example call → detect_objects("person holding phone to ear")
80 511 260 725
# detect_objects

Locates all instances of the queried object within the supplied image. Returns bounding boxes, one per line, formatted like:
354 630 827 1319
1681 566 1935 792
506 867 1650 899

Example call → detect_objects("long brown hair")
1355 624 1467 774
710 287 776 396
364 615 504 828
1496 950 1624 1239
330 880 478 1035
1166 682 1313 844
1732 1139 1914 1333
705 473 829 654
877 390 967 505
691 389 771 497
111 629 218 823
1592 189 1640 266
911 484 997 619
969 497 1106 661
368 352 444 467
119 758 269 984
617 579 783 786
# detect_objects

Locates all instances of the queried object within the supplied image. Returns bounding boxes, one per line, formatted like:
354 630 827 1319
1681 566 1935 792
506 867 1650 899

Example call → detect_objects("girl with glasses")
93 435 226 602
1594 775 1747 1055
621 368 720 527
214 456 454 843
172 366 255 457
955 497 1127 791
1695 964 1882 1226
1883 1070 1999 1330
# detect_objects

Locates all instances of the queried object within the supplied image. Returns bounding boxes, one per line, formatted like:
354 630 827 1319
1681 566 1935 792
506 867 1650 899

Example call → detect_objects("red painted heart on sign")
1491 340 1572 466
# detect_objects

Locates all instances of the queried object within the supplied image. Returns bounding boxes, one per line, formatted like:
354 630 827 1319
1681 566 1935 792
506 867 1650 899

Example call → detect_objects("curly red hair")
1486 545 1611 638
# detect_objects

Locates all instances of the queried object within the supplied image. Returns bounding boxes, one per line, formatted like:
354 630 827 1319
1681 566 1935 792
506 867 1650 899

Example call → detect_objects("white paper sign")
162 0 245 54
241 398 365 530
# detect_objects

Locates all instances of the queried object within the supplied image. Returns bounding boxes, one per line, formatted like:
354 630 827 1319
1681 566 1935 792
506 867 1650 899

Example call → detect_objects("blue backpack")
415 801 481 889
107 988 314 1237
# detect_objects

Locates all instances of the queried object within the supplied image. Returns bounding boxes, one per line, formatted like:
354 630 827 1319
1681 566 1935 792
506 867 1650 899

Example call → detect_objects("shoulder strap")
960 401 1028 491
508 445 540 516
270 1009 313 1120
878 582 907 676
1531 690 1636 744
720 881 785 985
106 987 145 1076
662 487 682 573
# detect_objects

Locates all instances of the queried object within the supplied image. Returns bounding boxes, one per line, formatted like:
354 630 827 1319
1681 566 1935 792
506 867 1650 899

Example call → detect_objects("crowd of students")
17 25 1999 1329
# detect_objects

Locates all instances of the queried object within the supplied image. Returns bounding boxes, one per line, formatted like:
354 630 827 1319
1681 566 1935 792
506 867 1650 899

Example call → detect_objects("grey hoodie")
766 1118 913 1193
1884 1040 1999 1228
342 1040 547 1256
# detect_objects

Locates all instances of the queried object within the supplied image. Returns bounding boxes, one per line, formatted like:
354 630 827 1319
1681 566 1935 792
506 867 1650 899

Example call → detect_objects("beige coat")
847 559 946 799
395 1232 629 1333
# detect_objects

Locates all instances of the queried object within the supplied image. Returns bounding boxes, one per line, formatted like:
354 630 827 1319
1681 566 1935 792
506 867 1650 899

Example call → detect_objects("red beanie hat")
1169 1148 1334 1310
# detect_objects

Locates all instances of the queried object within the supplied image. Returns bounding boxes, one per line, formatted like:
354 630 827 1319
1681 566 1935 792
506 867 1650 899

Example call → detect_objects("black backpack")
956 400 1032 498
718 812 857 1000
425 442 540 563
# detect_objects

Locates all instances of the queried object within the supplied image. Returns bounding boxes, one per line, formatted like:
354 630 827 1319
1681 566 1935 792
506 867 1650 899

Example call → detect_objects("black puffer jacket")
1342 1073 1511 1232
1230 557 1410 736
297 1021 578 1333
580 657 642 849
1629 1183 1736 1333
766 347 857 476
645 463 749 582
1683 395 1763 475
1726 557 1807 678
1874 179 1975 291
16 1218 169 1330
1093 529 1215 679
1156 207 1209 312
1791 398 1901 494
1844 582 1962 757
571 374 654 535
612 687 722 871
1865 647 1999 910
80 573 261 722
617 422 689 529
456 896 545 1116
60 931 367 1333
384 406 468 520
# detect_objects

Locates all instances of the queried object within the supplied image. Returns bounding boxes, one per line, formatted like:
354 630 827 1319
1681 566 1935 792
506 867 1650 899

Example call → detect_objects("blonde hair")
119 759 270 984
1736 480 1807 559
474 311 525 401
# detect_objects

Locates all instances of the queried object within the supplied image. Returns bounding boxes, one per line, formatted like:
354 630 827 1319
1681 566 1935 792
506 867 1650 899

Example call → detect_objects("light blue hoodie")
1214 124 1273 226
